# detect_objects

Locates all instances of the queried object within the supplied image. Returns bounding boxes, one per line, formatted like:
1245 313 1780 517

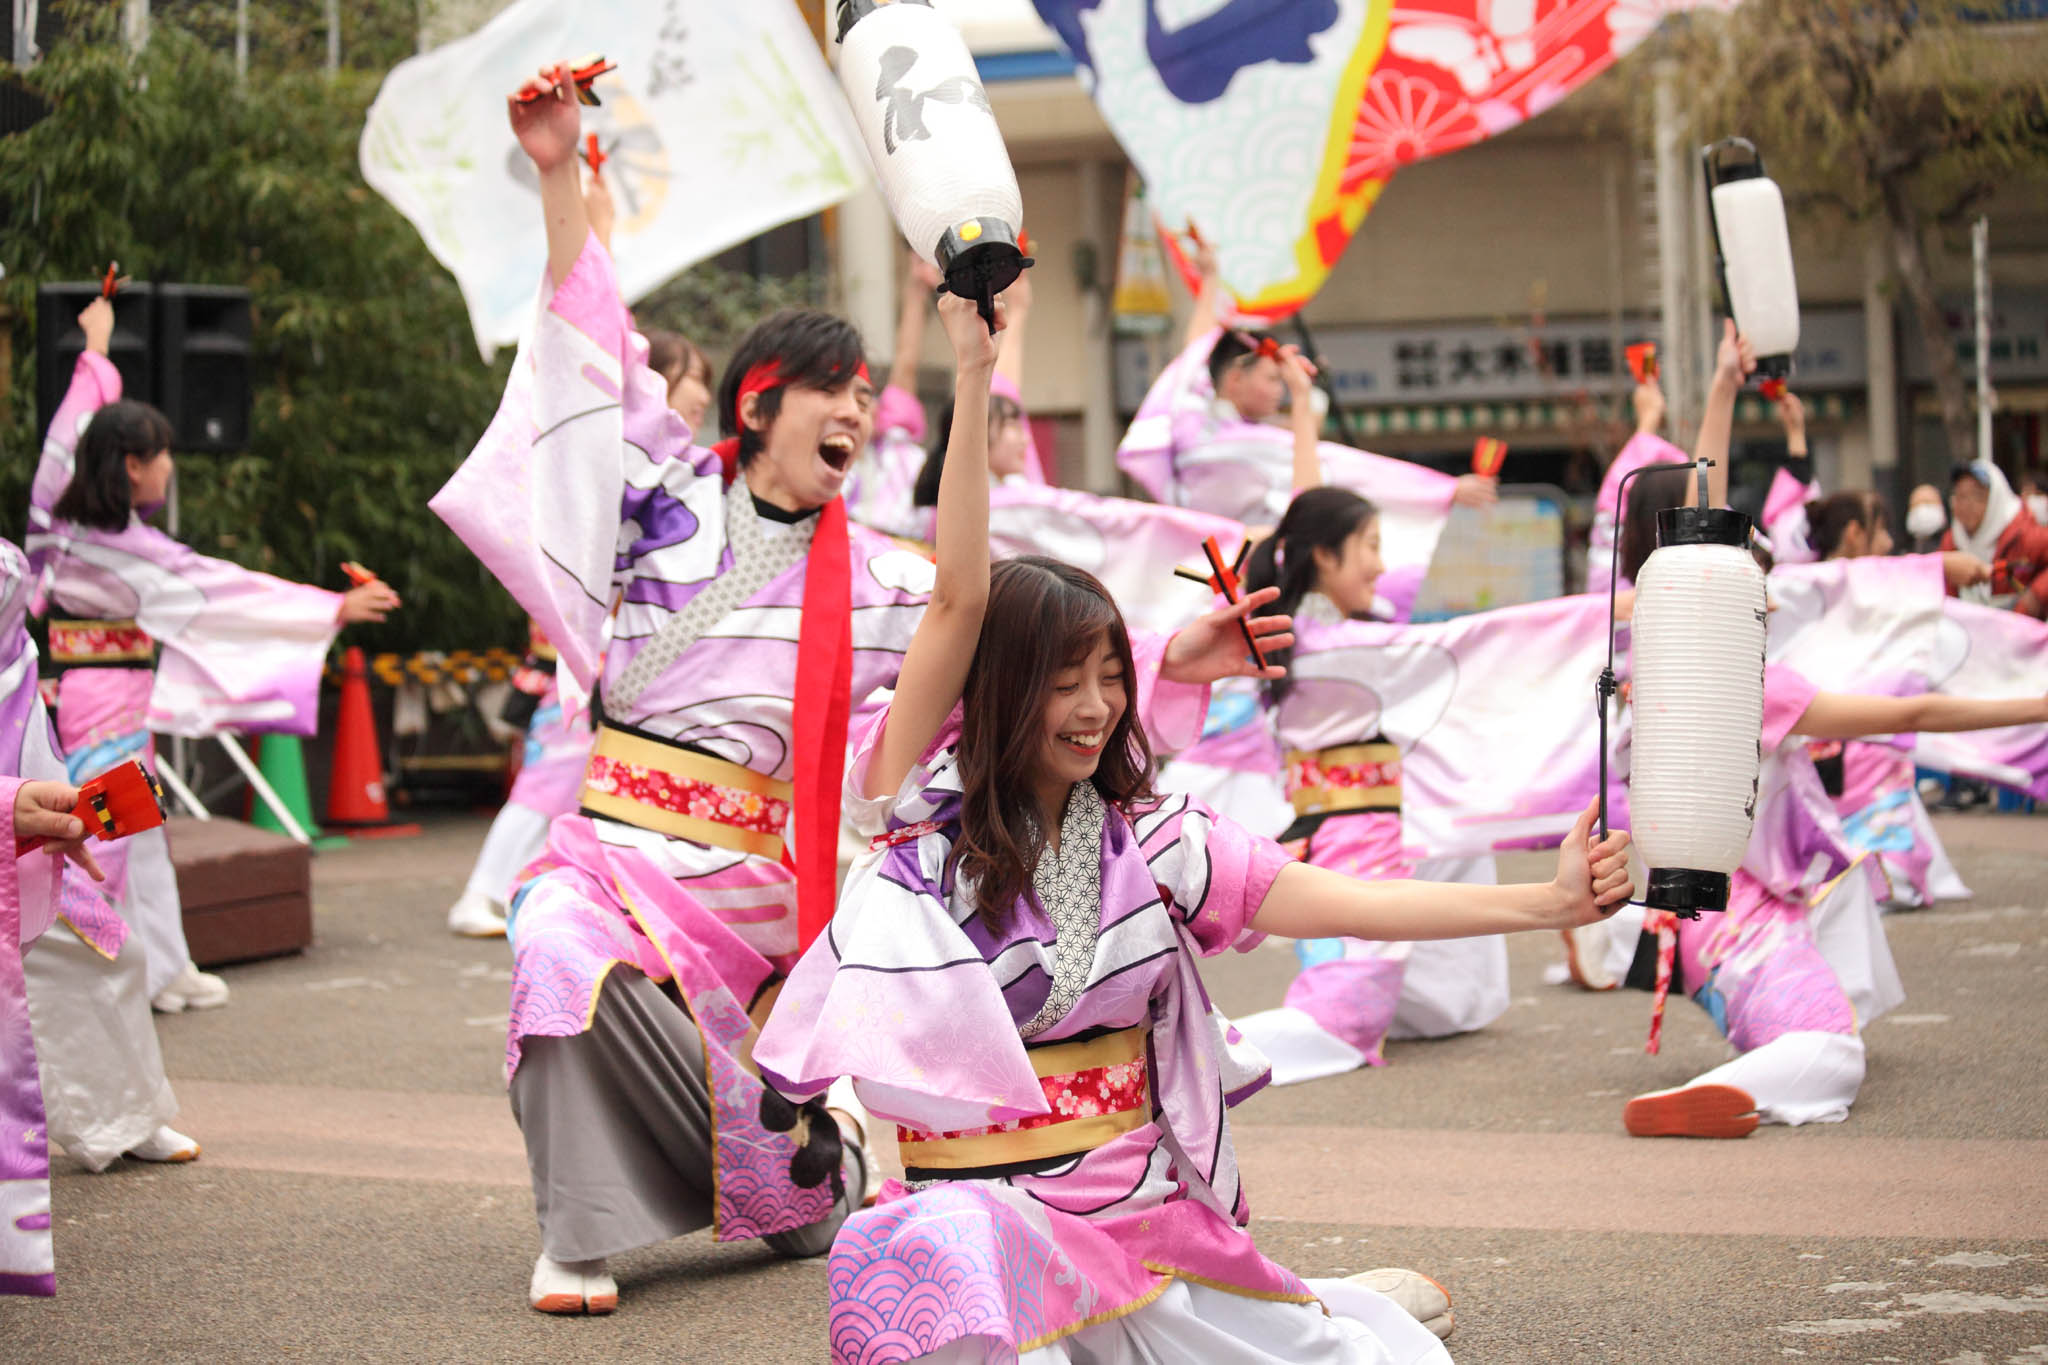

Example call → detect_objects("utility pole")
12 0 36 69
122 0 148 53
1974 216 1993 465
235 0 247 81
1651 60 1696 440
326 0 340 75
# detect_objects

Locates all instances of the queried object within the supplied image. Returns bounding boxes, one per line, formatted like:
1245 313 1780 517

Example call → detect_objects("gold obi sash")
48 618 155 666
578 725 792 860
1284 740 1402 817
897 1025 1151 1174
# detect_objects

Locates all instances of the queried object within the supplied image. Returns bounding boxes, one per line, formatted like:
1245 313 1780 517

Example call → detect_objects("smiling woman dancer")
29 298 399 1014
755 448 1636 1356
433 62 1275 1318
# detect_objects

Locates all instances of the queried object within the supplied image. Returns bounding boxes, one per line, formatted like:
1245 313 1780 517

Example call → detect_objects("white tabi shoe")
1348 1267 1455 1340
529 1254 616 1315
125 1125 202 1163
447 889 509 939
1560 924 1617 991
152 963 230 1014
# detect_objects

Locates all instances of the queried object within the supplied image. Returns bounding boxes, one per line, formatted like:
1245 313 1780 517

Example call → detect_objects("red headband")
733 357 872 415
710 357 873 485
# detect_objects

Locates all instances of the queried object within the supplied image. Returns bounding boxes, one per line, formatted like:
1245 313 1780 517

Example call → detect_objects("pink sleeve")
1116 331 1218 502
1597 431 1692 523
1762 662 1822 751
876 383 927 446
30 351 124 526
2 775 62 946
1134 798 1291 956
1128 629 1210 756
432 232 708 700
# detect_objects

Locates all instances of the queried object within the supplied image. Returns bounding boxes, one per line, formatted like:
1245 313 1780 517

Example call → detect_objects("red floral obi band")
1285 741 1402 817
49 618 155 666
897 1025 1151 1173
579 726 793 860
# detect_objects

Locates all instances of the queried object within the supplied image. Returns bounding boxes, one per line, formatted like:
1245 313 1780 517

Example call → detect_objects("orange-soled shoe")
582 1264 618 1315
529 1255 614 1314
1624 1083 1760 1139
126 1126 201 1163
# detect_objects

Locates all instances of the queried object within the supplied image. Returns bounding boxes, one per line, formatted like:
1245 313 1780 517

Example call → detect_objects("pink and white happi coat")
0 537 130 1297
1116 329 1456 623
28 352 343 743
433 234 1220 1245
1239 593 1612 1081
1671 556 1951 1031
755 705 1448 1365
1916 597 2048 801
432 232 946 1243
1766 555 1993 907
25 352 341 924
1603 557 1959 1122
1646 662 1901 1125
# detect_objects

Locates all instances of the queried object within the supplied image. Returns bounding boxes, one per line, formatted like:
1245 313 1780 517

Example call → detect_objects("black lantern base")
935 219 1032 332
1645 867 1730 919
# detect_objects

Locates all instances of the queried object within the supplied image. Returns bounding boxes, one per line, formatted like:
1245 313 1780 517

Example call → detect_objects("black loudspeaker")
154 285 252 453
35 282 155 449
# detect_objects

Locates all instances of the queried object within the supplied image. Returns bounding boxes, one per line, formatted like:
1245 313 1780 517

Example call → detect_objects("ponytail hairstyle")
912 391 1023 507
1241 486 1378 702
952 556 1154 933
1805 489 1888 560
52 400 174 532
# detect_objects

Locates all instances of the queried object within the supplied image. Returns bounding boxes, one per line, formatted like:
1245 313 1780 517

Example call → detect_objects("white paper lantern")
1705 138 1800 380
1630 505 1766 915
836 0 1028 321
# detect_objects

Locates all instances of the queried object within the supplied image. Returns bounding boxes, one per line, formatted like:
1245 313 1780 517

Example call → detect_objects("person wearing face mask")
1905 483 1950 554
2021 471 2048 530
1117 241 1493 624
1942 461 2048 618
26 300 401 1014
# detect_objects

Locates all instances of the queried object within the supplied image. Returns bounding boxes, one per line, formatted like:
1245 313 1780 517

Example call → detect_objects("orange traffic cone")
326 646 419 838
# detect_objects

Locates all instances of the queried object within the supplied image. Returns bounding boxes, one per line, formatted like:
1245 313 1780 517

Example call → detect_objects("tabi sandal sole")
1623 1083 1760 1139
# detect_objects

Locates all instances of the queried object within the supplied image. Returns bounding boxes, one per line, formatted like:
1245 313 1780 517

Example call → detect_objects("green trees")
1667 0 2048 470
1 3 825 655
2 10 515 653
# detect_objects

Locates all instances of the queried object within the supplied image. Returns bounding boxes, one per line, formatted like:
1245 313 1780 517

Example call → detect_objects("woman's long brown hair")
953 556 1156 933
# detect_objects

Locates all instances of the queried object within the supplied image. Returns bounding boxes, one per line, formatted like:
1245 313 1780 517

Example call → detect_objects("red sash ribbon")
791 497 852 952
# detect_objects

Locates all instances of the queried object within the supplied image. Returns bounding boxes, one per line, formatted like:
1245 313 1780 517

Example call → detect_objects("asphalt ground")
5 809 2045 1363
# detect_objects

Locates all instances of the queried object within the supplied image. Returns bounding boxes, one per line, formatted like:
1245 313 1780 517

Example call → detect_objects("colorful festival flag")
1032 0 1736 319
361 0 867 358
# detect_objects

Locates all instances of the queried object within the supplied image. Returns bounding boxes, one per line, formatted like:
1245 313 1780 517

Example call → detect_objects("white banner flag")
360 0 869 358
